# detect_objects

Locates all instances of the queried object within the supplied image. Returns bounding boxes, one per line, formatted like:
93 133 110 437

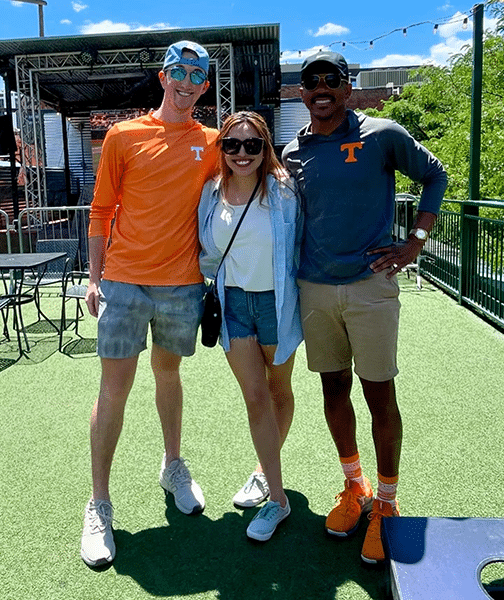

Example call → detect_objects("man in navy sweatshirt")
283 50 447 564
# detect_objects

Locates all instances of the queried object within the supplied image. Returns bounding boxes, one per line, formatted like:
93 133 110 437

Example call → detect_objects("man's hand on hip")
368 239 424 279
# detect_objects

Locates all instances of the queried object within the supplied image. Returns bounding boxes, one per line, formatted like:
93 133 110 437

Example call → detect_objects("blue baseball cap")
163 40 209 74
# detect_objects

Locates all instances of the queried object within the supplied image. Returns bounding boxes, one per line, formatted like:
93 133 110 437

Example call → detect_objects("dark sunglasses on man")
167 65 207 85
302 72 348 91
221 137 264 156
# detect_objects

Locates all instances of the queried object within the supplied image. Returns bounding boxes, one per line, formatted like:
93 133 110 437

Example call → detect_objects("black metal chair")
59 269 88 351
0 271 18 355
0 293 12 343
23 238 79 331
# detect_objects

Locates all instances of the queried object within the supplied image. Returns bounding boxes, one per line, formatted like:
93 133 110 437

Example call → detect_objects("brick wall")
281 85 392 111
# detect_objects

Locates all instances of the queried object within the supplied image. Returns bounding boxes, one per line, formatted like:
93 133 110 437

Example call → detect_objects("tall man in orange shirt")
80 41 219 567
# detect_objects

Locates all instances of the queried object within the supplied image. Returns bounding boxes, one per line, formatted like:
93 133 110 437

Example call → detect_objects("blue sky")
1 0 498 68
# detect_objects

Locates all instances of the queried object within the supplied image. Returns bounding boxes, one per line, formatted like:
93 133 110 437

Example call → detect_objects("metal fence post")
460 3 484 304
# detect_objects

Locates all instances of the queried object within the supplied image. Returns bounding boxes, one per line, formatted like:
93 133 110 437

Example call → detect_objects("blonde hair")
217 111 285 200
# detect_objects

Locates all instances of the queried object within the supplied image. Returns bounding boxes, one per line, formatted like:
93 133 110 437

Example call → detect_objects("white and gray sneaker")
159 455 205 515
80 499 115 567
246 499 291 541
233 471 270 508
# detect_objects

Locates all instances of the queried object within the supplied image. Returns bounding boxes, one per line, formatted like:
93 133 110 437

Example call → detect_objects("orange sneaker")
325 477 374 537
361 498 400 564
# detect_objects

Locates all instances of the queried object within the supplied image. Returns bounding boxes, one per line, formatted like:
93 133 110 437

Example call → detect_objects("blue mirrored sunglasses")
167 65 207 85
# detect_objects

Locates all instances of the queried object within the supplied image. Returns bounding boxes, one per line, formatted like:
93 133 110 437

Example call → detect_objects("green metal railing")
394 197 504 329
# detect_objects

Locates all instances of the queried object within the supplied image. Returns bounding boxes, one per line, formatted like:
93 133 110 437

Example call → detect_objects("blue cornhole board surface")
382 516 504 599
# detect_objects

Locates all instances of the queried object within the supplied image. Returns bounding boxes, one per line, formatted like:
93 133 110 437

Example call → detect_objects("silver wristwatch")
409 228 429 242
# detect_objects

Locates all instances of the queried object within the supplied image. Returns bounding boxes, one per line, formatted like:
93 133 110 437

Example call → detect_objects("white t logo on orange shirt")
191 146 204 161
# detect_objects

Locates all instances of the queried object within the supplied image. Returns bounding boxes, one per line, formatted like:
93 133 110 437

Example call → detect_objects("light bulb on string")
403 28 407 37
433 23 439 34
462 17 468 29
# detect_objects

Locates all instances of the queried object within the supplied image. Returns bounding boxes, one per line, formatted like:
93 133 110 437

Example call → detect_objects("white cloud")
484 16 499 33
368 54 427 68
80 20 129 34
438 2 453 11
141 23 172 31
365 17 482 69
283 8 498 69
310 23 350 37
80 20 171 34
430 37 472 65
72 1 88 12
60 19 72 25
425 12 474 65
10 2 23 6
438 11 472 37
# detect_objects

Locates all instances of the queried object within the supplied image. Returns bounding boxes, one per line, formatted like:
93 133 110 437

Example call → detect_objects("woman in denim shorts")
199 112 303 541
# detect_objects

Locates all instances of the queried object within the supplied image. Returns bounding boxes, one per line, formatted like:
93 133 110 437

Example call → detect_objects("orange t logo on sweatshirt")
340 142 363 163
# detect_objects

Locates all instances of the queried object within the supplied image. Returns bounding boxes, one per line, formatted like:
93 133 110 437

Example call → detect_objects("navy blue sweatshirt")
282 109 448 284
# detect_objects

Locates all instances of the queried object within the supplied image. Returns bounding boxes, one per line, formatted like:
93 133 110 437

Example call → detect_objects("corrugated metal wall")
68 116 94 189
0 91 19 130
44 112 94 194
274 100 310 146
357 69 421 89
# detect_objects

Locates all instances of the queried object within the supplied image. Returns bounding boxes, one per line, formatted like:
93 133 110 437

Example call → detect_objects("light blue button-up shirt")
198 174 303 365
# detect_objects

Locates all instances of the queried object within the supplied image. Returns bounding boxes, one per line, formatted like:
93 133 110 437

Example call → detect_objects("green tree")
363 5 504 202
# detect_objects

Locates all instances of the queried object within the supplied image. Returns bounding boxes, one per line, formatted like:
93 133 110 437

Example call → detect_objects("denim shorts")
224 287 278 346
97 280 205 359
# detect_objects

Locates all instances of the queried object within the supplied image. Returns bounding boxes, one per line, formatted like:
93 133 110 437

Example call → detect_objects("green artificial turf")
1 274 503 600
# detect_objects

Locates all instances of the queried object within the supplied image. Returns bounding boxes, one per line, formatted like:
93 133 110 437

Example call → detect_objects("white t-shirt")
212 196 274 291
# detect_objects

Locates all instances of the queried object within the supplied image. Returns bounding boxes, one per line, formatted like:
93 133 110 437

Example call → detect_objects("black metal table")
0 252 67 356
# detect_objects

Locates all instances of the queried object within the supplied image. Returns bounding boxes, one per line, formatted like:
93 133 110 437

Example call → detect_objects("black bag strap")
214 178 261 279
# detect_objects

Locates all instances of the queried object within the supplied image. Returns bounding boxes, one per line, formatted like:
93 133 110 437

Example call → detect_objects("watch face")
416 229 428 240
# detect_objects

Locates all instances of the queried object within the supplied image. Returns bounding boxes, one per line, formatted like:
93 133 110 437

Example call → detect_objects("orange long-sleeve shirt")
89 112 218 285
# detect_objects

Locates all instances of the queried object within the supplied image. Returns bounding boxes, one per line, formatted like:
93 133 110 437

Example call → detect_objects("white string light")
283 2 485 57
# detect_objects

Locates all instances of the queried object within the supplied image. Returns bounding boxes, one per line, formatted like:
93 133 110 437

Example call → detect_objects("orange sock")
340 453 366 489
377 473 399 504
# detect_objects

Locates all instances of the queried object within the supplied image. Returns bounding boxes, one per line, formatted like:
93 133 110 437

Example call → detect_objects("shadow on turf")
61 336 97 357
0 333 60 369
111 490 389 599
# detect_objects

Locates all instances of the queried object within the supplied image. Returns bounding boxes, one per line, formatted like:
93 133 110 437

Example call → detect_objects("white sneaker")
246 499 291 541
80 499 115 566
233 471 270 508
159 455 205 515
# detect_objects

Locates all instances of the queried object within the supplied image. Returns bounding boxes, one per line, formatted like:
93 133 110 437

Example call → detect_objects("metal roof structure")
0 24 280 210
0 24 281 115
